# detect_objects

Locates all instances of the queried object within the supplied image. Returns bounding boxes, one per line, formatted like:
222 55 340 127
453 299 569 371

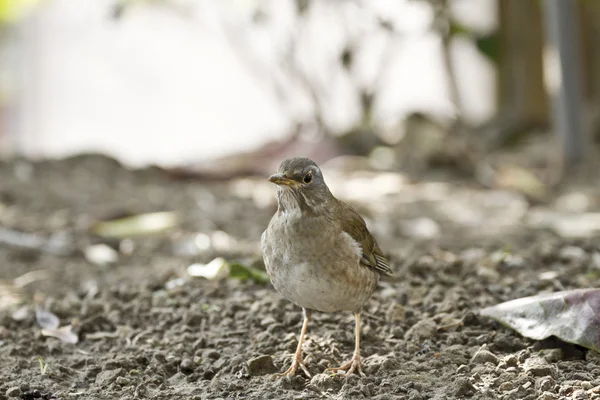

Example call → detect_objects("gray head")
268 157 333 214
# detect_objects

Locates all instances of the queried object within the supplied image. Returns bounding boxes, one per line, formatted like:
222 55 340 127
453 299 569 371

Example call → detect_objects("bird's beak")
268 173 295 186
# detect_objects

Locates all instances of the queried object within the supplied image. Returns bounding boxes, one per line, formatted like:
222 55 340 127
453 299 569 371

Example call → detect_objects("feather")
337 200 393 276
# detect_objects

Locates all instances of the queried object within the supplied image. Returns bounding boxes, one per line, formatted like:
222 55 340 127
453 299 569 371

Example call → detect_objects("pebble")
456 364 469 374
95 368 124 386
499 382 515 392
542 349 563 363
5 387 20 398
308 374 342 392
471 348 499 365
246 355 277 376
523 357 555 377
180 358 195 373
538 392 558 400
116 376 132 386
502 354 518 367
203 349 220 360
260 316 277 327
404 319 437 341
452 377 475 397
559 246 587 263
536 377 555 392
581 381 593 390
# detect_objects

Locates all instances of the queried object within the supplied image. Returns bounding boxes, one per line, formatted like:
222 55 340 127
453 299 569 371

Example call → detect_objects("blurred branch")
430 0 464 125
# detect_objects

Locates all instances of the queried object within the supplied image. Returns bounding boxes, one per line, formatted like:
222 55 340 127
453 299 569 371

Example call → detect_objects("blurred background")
2 2 600 396
0 0 595 182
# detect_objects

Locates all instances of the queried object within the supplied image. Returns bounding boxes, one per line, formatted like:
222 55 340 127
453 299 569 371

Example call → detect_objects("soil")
1 154 600 400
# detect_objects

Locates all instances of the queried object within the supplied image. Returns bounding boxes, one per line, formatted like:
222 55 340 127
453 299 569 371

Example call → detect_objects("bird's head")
268 157 333 213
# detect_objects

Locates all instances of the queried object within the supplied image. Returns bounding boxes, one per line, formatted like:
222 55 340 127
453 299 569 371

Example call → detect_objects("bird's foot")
276 356 311 378
325 355 365 377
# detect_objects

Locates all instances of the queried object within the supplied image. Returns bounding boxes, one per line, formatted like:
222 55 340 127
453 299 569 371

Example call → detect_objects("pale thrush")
261 157 393 377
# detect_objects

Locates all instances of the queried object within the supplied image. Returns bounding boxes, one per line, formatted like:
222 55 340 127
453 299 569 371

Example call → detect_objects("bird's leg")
325 312 365 376
277 308 312 378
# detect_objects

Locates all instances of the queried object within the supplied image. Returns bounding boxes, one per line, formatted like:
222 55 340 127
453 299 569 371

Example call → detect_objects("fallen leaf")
187 258 270 284
187 258 228 280
41 325 79 344
228 262 270 284
91 211 178 238
480 289 600 352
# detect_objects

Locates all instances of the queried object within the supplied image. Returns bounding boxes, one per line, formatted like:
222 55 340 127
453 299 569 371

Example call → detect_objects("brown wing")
337 200 393 276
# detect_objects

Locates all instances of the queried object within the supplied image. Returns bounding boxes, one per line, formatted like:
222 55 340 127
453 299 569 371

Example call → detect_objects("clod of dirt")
115 376 131 386
95 368 124 386
498 381 515 392
535 377 556 392
5 387 20 398
308 373 342 392
572 389 588 400
523 356 556 377
404 318 437 341
538 392 559 400
452 377 476 397
456 364 469 374
246 355 277 376
180 358 196 373
471 346 499 365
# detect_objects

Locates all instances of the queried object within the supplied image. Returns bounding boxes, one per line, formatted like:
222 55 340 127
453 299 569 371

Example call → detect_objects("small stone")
193 337 207 350
407 389 423 400
180 358 195 373
471 348 499 365
581 381 592 390
452 377 475 397
246 355 277 376
456 364 469 374
116 376 132 386
308 374 342 391
573 389 588 400
405 319 437 341
203 349 220 360
260 316 277 327
536 377 555 392
538 392 558 400
499 382 515 392
542 348 563 363
203 369 215 380
95 368 124 385
5 387 20 398
523 357 555 377
559 246 587 263
502 354 518 367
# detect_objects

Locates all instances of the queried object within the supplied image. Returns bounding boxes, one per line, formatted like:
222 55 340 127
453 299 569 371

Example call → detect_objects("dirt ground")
1 154 600 400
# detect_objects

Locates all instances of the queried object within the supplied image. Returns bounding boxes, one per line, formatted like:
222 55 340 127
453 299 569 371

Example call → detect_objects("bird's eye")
303 173 313 184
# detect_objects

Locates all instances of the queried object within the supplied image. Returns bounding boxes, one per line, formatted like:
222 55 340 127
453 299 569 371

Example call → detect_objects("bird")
261 157 393 377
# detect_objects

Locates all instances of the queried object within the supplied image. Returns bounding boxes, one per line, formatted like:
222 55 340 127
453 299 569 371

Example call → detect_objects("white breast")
262 220 378 313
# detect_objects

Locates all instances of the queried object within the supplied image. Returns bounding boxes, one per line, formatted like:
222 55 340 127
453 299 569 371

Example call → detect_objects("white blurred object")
6 0 495 166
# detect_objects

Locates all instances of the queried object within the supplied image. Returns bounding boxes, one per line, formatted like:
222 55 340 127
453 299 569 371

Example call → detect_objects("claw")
325 356 365 377
276 357 311 378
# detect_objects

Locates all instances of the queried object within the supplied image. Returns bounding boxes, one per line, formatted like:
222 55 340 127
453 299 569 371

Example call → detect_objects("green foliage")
450 20 500 64
0 0 43 24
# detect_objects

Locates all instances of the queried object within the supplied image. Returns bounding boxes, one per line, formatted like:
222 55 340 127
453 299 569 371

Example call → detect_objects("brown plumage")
261 157 392 378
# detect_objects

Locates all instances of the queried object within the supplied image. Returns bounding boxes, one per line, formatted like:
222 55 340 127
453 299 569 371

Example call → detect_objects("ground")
0 154 599 400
